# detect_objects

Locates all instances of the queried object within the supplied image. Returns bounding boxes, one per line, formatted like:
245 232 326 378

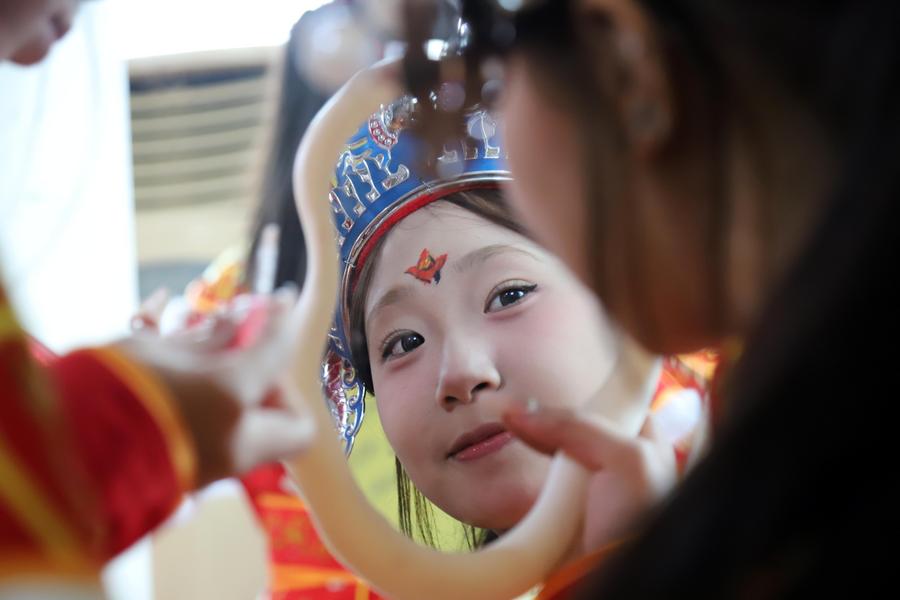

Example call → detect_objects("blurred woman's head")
0 0 79 65
498 0 875 355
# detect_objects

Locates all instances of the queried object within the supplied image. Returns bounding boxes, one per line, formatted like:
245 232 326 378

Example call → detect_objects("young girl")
318 95 712 597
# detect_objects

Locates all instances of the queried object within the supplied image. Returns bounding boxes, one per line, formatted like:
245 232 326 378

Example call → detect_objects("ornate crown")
322 96 511 453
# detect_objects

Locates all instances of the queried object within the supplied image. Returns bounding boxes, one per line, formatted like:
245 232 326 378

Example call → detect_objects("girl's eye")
485 282 538 313
381 331 425 360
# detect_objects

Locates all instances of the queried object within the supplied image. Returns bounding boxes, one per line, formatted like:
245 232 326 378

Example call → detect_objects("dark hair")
509 1 898 596
245 16 329 289
348 187 525 549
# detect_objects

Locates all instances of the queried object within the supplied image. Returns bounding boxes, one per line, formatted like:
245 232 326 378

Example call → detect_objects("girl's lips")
448 423 514 462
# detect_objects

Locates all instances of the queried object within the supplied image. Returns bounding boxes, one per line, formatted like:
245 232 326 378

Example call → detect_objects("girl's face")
364 201 617 530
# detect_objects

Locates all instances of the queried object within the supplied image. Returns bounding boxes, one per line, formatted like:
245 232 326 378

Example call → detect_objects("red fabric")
50 350 186 557
0 321 92 568
240 463 383 599
1 284 188 576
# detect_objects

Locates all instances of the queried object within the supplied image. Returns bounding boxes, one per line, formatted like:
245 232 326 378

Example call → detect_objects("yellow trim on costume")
536 541 622 600
255 492 307 512
271 564 368 592
0 303 21 341
354 581 371 600
674 351 719 382
89 348 197 492
0 552 98 582
0 437 88 572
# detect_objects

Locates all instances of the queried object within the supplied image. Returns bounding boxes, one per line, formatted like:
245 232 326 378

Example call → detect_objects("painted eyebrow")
450 244 542 275
366 285 413 326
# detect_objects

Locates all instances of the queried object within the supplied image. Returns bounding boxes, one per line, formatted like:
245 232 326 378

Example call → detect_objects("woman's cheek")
374 372 432 460
493 305 569 401
504 292 615 409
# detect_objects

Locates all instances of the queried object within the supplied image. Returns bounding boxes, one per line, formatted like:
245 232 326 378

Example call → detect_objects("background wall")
0 0 137 353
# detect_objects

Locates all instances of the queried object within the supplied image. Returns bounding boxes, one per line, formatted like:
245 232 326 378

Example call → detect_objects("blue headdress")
322 96 511 453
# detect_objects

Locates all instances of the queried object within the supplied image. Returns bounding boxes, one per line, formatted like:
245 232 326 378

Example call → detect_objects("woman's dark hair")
508 1 898 596
348 187 525 550
245 15 329 289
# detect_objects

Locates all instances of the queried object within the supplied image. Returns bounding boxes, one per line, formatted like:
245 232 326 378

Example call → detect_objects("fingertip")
276 281 300 300
639 413 661 440
502 408 536 432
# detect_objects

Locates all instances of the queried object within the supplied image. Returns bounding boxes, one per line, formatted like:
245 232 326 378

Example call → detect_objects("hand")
130 287 242 351
123 286 314 487
503 401 677 553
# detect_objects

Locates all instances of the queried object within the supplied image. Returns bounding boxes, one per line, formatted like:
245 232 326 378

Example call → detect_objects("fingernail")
277 281 300 297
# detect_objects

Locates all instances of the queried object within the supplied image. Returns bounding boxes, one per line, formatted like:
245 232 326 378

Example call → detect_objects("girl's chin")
445 490 540 532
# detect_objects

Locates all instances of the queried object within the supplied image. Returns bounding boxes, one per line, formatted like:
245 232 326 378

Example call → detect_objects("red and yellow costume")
0 282 195 585
240 464 380 600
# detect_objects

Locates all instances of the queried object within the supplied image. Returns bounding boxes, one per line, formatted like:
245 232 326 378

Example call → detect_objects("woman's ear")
576 0 674 157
